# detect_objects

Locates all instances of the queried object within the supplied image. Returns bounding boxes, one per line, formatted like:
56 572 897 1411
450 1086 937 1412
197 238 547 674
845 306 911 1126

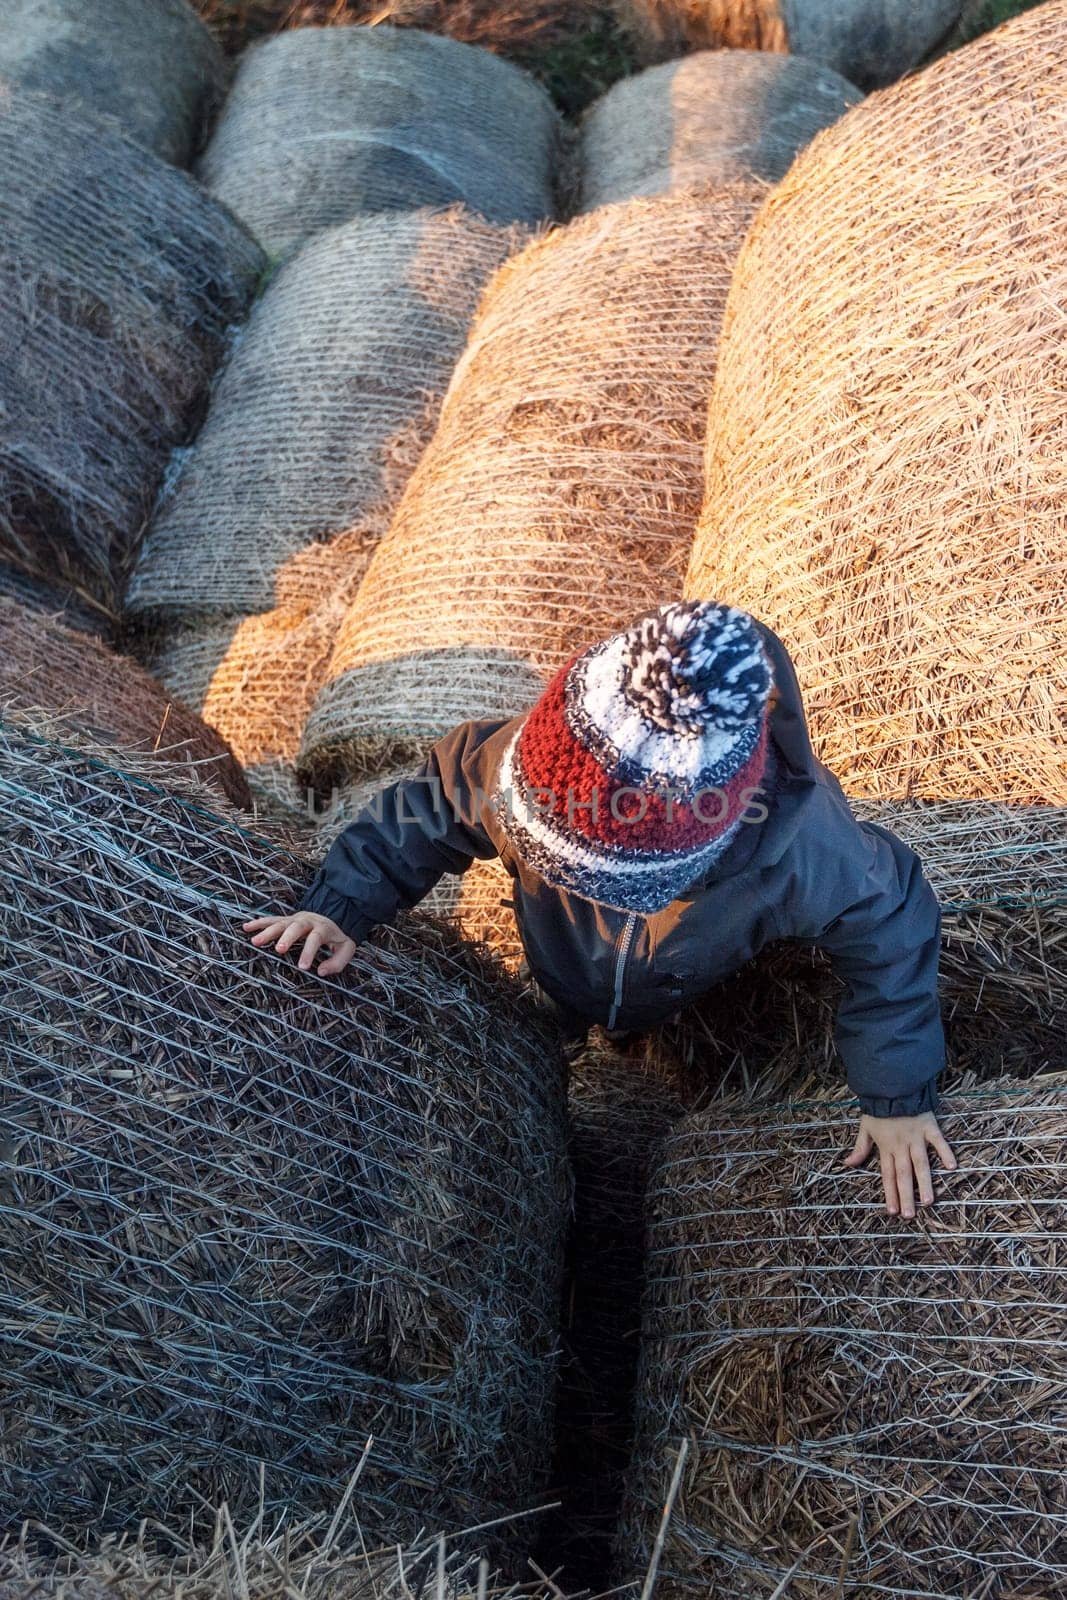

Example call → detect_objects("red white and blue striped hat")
496 600 773 912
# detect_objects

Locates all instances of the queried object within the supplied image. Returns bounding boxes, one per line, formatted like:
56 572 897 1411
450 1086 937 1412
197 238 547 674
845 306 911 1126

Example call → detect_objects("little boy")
246 600 957 1216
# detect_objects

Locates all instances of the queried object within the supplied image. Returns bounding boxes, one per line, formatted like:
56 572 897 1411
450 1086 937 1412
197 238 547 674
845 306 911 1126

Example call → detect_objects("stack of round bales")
129 208 523 811
0 0 226 165
621 1080 1067 1596
686 1 1067 1016
0 719 569 1545
300 181 768 789
197 26 560 258
617 0 963 89
0 89 265 608
577 51 861 212
0 600 250 808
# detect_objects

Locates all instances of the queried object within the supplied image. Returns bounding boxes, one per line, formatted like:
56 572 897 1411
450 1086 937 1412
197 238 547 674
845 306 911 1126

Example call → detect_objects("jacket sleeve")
300 720 512 945
780 795 945 1117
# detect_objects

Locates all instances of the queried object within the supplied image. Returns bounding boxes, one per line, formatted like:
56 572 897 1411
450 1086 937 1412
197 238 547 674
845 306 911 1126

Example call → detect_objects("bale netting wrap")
0 601 251 810
621 1080 1067 1597
0 89 266 607
144 530 381 821
128 209 524 621
577 51 861 212
197 26 560 259
0 0 226 166
616 0 962 90
686 0 1067 808
0 721 569 1541
301 183 767 788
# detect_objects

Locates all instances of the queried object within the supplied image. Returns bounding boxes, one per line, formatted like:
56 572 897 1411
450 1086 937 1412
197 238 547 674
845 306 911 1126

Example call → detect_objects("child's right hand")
243 912 357 976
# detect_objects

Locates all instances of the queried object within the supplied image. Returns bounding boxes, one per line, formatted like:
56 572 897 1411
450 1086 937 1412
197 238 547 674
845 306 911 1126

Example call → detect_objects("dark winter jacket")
304 626 945 1117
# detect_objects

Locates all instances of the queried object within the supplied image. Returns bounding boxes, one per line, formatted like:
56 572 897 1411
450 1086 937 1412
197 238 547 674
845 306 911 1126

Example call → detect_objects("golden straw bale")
616 0 962 88
301 183 767 788
0 599 250 809
621 1079 1067 1597
686 1 1067 808
578 51 860 212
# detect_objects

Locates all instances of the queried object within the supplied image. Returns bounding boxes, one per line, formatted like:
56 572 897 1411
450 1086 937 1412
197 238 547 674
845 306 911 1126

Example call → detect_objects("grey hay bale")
197 26 560 259
617 0 963 90
620 1080 1067 1597
0 88 266 608
0 561 112 640
300 183 767 789
0 718 569 1544
0 599 251 809
578 50 861 212
129 208 525 622
0 0 226 166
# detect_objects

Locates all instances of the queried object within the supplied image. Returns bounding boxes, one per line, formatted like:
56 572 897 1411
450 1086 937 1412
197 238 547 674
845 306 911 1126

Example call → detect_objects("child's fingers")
275 917 313 954
318 940 357 977
911 1140 935 1207
249 917 293 947
243 916 276 931
925 1125 958 1171
297 928 324 971
894 1152 916 1219
843 1125 874 1167
880 1150 899 1215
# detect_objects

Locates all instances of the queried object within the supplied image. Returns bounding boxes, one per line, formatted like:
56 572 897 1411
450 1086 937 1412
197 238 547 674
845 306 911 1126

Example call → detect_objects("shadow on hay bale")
619 1079 1067 1597
577 50 861 212
0 600 251 809
0 0 226 166
616 0 963 89
0 562 112 641
300 182 767 788
0 720 569 1546
686 0 1067 809
0 88 265 608
129 208 524 622
196 26 560 259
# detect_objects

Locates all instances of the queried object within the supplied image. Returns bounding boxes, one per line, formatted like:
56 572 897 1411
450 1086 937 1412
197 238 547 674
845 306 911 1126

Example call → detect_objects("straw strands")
129 209 524 620
578 51 861 212
0 721 569 1541
0 0 226 165
621 1081 1067 1597
0 562 111 639
686 1 1067 807
616 0 963 89
0 601 251 809
301 184 767 788
0 89 265 607
197 26 560 259
195 0 590 57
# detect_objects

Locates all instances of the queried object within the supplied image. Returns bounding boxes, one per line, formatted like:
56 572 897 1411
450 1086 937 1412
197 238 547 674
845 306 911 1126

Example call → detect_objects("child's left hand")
844 1112 957 1218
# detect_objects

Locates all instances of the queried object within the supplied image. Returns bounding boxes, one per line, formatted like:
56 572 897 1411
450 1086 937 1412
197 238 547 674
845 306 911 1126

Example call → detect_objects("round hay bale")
0 0 226 166
0 89 266 608
0 719 569 1544
620 1079 1067 1597
300 183 767 788
617 0 963 89
686 1 1067 808
0 562 112 640
0 600 251 809
196 26 560 259
578 51 861 212
128 209 524 622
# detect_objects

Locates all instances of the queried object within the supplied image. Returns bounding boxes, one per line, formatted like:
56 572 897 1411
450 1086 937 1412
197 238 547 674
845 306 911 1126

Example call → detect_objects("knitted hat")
496 600 773 912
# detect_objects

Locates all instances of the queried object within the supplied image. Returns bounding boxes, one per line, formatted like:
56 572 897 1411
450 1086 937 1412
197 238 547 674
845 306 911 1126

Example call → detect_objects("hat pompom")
621 600 771 736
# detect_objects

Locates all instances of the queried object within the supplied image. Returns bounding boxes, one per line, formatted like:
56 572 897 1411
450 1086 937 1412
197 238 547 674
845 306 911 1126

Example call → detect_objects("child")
246 600 957 1217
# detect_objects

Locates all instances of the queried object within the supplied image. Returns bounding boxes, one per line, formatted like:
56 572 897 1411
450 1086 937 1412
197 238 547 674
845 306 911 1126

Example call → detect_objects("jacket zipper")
607 911 639 1030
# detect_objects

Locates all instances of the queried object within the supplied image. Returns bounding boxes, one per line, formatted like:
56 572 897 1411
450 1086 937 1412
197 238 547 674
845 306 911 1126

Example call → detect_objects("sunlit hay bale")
0 0 226 166
0 600 250 809
144 531 380 824
196 0 590 58
0 90 265 609
615 0 962 89
578 51 860 212
0 562 112 640
197 27 560 259
301 183 767 789
686 2 1067 808
0 719 569 1544
128 210 523 623
621 1080 1067 1597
